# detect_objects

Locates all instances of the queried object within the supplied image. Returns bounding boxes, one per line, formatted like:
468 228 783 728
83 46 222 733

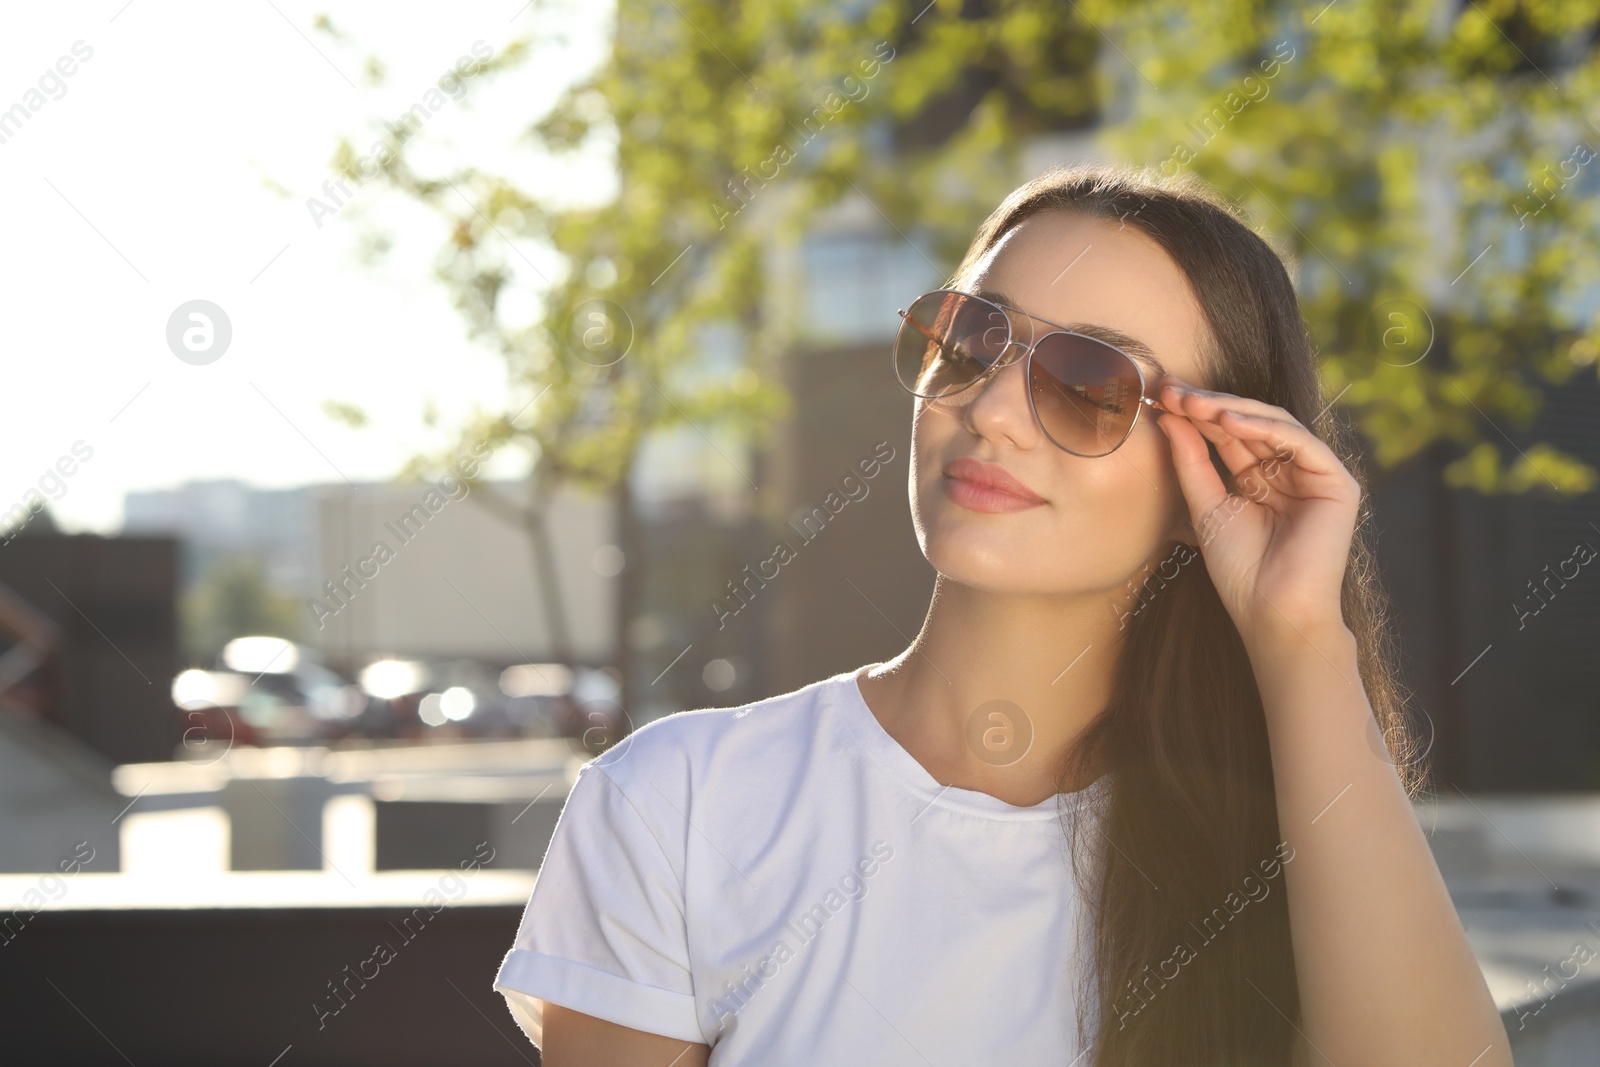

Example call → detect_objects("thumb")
1158 412 1230 533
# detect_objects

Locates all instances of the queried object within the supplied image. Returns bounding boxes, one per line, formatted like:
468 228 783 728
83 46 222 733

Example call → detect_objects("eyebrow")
970 287 1169 380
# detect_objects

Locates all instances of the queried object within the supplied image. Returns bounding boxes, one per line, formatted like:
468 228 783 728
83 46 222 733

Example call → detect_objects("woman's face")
909 209 1214 598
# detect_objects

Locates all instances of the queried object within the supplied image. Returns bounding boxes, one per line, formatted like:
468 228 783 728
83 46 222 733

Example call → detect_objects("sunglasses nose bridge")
995 337 1029 366
953 341 1040 446
964 339 1029 397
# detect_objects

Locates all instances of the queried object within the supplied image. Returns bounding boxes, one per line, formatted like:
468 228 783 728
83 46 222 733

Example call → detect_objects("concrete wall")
308 480 615 673
0 714 121 874
1 898 537 1066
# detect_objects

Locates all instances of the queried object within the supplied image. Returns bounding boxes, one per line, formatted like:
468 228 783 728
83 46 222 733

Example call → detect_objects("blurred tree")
182 556 302 668
1091 0 1600 494
320 0 1600 708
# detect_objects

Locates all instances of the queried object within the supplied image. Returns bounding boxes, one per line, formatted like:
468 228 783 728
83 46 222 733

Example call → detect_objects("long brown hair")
946 164 1425 1064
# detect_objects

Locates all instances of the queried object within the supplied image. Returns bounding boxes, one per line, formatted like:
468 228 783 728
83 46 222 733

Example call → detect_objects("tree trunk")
614 464 639 727
522 468 574 667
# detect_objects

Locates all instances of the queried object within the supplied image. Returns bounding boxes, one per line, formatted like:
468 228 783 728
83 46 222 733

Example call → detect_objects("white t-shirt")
494 664 1112 1064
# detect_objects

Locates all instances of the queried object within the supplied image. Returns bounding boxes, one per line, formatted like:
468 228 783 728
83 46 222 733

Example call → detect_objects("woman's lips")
941 457 1046 513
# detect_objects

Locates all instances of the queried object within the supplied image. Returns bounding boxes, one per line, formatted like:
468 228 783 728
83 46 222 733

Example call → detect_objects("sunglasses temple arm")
897 308 986 373
897 309 944 347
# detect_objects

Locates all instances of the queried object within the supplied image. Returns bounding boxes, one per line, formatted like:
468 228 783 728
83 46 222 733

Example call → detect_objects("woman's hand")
1153 372 1360 651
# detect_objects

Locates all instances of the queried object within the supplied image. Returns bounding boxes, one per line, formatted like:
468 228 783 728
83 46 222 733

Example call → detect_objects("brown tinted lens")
893 292 1011 398
1028 331 1144 457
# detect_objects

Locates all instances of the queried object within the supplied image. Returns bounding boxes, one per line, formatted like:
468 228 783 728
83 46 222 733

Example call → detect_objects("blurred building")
0 533 180 766
121 477 619 683
309 479 615 679
1372 385 1600 793
759 201 945 697
0 532 179 873
123 479 316 594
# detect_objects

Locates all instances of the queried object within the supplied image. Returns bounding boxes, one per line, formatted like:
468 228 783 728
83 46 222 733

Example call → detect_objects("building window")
799 231 942 347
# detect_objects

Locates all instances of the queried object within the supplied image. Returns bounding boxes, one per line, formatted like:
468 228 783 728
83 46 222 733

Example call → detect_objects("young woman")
493 164 1513 1065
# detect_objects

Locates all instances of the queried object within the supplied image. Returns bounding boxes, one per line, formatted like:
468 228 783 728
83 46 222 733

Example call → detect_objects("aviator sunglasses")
893 288 1170 458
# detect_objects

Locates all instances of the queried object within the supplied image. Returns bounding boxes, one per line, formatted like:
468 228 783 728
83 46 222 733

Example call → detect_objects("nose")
957 343 1043 449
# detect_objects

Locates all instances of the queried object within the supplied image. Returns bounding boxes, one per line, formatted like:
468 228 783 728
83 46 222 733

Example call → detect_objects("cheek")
1109 429 1189 541
1059 445 1178 566
908 399 951 512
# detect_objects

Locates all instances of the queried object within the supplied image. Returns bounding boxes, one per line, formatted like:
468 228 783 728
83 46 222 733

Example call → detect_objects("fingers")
1187 415 1271 474
1213 409 1344 481
1158 375 1298 423
1177 420 1278 504
1159 376 1343 480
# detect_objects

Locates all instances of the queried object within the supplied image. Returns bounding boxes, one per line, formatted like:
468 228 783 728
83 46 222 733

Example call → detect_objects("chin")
915 504 1055 593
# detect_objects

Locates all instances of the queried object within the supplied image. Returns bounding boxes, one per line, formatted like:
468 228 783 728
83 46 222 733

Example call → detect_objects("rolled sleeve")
493 760 702 1047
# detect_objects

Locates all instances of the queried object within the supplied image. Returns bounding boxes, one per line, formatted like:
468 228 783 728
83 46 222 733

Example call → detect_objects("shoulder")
582 669 854 798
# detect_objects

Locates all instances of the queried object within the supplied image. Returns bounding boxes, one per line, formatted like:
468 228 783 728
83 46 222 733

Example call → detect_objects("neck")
857 573 1129 807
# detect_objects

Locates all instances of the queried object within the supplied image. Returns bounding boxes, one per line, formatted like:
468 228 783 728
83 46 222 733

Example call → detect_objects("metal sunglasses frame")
893 287 1170 458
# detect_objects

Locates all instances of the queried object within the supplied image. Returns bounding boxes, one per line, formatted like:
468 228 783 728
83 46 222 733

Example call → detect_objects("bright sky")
0 0 613 534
